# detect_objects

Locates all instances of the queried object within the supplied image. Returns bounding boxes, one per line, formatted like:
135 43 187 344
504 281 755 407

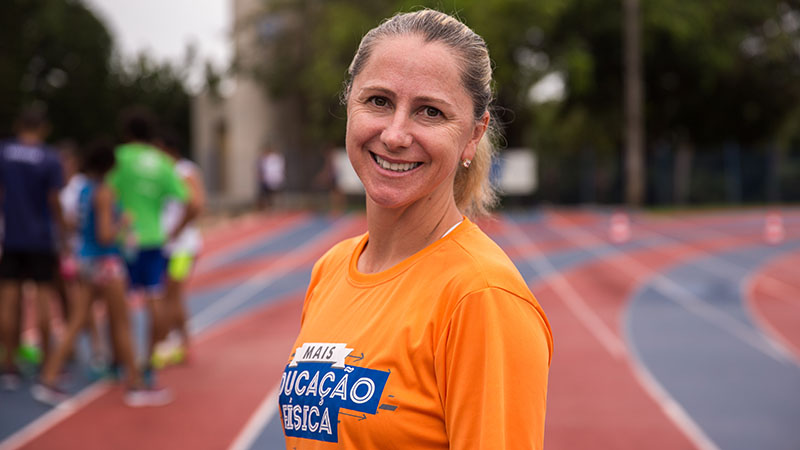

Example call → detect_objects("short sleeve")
435 288 552 450
164 160 188 201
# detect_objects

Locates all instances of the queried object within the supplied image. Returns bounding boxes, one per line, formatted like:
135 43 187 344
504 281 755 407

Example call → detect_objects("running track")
1 208 798 449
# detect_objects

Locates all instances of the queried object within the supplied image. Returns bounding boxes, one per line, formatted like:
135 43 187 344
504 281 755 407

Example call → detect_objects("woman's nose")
380 113 413 150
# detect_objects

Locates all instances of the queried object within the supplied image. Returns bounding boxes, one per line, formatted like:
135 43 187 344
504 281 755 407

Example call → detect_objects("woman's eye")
369 96 388 107
423 106 442 118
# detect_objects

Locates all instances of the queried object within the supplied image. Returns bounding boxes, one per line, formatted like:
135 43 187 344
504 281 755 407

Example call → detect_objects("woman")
279 10 552 449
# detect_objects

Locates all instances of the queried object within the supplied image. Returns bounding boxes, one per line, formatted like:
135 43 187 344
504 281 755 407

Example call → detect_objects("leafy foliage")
1 0 191 148
247 0 800 158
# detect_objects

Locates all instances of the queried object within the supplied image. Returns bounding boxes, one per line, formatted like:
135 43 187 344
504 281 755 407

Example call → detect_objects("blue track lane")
626 241 800 450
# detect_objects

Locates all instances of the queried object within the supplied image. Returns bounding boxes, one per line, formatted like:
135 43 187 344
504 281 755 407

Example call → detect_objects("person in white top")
154 131 205 366
257 144 285 210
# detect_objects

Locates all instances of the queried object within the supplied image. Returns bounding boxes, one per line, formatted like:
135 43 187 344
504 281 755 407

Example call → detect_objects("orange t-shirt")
279 218 553 449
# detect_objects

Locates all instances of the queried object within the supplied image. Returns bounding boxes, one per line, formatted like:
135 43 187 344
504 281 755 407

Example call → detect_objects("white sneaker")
124 386 174 407
31 383 69 406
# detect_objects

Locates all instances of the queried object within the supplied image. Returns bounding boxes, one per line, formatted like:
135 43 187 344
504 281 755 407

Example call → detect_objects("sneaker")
0 371 21 391
124 386 174 407
107 361 123 382
31 383 69 406
86 355 108 381
141 365 157 388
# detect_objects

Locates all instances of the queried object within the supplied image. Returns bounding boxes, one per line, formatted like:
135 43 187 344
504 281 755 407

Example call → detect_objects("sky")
82 0 231 87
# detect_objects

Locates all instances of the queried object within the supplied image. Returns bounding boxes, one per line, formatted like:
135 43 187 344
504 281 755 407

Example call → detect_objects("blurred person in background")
312 144 346 213
108 106 196 385
56 140 104 369
152 129 205 367
279 10 552 449
257 143 285 210
0 106 65 390
33 139 172 407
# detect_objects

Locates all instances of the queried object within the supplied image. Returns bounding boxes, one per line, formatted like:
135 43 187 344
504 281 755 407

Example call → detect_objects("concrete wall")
192 0 277 210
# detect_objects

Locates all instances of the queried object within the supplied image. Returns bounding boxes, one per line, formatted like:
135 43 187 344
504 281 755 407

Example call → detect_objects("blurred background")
2 1 800 449
3 0 800 212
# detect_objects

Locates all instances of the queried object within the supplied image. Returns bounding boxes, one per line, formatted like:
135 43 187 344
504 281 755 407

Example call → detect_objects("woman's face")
346 35 488 212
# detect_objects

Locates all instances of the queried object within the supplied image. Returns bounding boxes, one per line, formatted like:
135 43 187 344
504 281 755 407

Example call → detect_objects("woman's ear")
462 111 490 162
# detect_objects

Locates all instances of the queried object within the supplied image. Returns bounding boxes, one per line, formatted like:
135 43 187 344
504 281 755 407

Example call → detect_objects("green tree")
247 0 800 203
111 52 193 149
1 0 193 151
0 0 115 141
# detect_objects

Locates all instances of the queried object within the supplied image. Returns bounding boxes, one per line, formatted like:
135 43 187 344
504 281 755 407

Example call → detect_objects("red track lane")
543 210 605 228
19 294 303 450
188 253 285 292
199 211 310 260
503 226 598 260
189 215 368 294
536 282 695 450
747 250 800 360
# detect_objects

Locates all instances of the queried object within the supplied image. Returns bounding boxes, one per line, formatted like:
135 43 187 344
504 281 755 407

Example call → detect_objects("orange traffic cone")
764 211 785 245
609 211 631 244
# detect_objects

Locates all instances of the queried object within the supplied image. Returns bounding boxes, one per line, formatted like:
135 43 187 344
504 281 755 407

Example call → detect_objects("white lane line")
504 215 720 450
639 220 800 296
742 270 800 363
625 329 722 450
630 220 799 364
0 381 111 450
549 212 794 364
197 213 309 273
227 384 281 450
189 216 356 334
502 220 628 359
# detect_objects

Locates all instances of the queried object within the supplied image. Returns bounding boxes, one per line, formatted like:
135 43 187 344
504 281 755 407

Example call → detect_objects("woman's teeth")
374 154 421 172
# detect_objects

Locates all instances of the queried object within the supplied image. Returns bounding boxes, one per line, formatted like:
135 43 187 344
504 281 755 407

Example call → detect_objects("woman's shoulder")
438 222 532 300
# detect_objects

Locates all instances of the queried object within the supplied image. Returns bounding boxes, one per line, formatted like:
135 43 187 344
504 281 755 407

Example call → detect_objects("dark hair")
156 128 184 158
82 138 116 176
119 106 156 142
15 105 50 132
344 9 498 218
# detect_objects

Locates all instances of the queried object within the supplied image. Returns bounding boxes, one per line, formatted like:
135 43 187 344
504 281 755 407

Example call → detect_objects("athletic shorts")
167 251 197 282
78 255 127 285
60 254 80 281
0 250 58 282
125 247 167 291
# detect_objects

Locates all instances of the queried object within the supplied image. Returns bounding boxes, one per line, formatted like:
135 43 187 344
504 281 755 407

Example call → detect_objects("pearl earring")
462 159 472 169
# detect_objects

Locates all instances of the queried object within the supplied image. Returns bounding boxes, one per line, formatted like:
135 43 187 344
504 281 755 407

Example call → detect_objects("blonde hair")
344 9 499 218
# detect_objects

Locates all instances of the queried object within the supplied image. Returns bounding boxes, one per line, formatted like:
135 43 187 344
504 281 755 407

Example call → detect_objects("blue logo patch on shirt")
279 361 390 443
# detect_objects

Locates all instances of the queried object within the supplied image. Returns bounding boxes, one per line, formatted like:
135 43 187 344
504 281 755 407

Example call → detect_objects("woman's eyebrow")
359 86 453 108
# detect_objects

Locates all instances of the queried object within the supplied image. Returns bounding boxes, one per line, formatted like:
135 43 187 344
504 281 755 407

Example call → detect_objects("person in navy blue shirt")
0 106 65 389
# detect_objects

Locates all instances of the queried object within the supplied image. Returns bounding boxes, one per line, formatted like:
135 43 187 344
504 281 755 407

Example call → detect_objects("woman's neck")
358 197 463 274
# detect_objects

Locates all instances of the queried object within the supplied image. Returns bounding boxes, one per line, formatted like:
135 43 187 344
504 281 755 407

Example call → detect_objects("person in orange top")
279 9 553 449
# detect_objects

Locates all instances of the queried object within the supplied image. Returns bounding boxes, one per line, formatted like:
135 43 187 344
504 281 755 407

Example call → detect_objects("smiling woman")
278 9 553 450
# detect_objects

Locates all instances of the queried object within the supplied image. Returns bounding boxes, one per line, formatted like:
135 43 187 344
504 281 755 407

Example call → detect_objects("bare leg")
165 277 190 350
83 299 104 362
146 291 169 367
39 281 90 385
0 281 21 372
33 283 54 365
101 277 145 388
